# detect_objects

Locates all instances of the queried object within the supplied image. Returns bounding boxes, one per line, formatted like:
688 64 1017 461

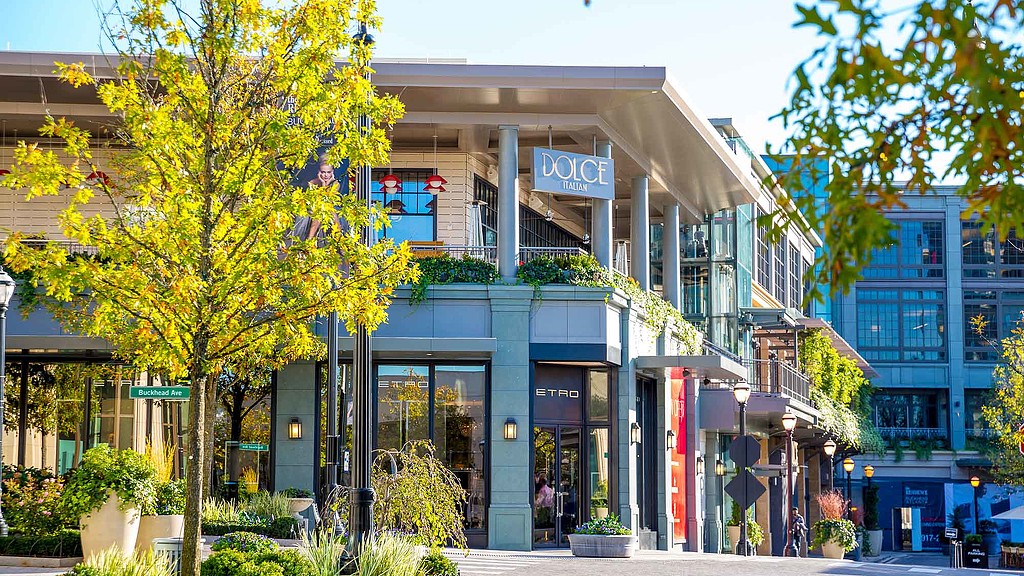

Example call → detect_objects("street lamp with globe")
732 381 752 556
782 412 799 557
823 439 837 490
0 266 16 536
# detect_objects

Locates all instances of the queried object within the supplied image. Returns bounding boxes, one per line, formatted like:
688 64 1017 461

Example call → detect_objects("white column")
663 203 681 309
631 175 650 289
498 125 520 282
593 141 614 269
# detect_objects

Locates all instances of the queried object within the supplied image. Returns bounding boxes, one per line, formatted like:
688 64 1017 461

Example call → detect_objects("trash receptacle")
153 538 183 574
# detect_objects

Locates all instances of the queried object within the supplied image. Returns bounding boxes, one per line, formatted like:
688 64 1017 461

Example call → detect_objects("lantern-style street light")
0 266 17 536
733 381 752 556
782 413 798 557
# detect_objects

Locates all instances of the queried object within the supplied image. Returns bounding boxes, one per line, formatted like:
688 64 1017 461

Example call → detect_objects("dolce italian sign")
532 147 614 200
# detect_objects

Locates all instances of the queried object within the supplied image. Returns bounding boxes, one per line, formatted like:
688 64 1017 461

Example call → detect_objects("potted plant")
136 479 186 552
979 519 1001 556
727 501 741 552
60 445 157 558
281 487 315 519
567 515 635 558
592 481 609 519
863 484 883 557
811 490 858 559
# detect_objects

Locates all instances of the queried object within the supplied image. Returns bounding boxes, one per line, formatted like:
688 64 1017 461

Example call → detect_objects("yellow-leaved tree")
1 0 416 573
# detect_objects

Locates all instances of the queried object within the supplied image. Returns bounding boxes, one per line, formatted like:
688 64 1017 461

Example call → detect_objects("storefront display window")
376 365 430 451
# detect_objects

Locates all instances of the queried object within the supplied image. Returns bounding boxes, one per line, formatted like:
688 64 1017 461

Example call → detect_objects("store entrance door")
533 426 582 547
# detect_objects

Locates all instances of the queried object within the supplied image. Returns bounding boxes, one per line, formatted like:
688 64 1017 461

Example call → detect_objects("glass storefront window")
434 365 487 530
588 428 610 520
587 370 610 422
376 365 430 451
371 169 436 245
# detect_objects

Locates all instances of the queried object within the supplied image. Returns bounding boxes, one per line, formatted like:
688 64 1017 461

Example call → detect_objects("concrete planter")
287 498 314 517
727 526 740 552
80 491 141 559
864 530 883 557
821 540 846 559
136 514 184 552
567 534 635 558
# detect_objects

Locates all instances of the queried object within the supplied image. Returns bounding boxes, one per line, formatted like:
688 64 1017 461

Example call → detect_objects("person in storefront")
535 477 554 528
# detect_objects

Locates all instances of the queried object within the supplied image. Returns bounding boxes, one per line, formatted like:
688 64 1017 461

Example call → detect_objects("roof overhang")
636 353 747 380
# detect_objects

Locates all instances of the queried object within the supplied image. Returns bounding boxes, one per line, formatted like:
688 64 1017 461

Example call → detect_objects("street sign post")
129 386 190 400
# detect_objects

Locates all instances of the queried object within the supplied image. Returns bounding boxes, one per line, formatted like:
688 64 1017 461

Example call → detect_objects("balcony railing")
742 359 811 406
876 427 948 440
966 428 997 439
16 239 99 257
518 246 587 263
408 244 497 263
703 339 742 364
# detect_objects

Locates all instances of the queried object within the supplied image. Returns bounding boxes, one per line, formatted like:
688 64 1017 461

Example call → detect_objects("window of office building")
774 241 786 303
962 221 1024 278
375 363 488 529
756 208 771 289
872 390 948 437
371 169 436 244
857 290 946 361
863 220 944 278
964 390 990 437
788 245 801 309
474 176 582 249
963 290 1024 361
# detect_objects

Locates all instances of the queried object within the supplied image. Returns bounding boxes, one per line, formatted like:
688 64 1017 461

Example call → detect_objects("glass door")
533 426 582 547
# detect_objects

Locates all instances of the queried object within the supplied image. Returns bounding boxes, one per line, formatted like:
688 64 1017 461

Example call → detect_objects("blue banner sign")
531 147 614 200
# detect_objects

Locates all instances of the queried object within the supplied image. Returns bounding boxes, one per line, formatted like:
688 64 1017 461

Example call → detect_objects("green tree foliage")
799 329 882 452
1 2 416 574
775 0 1024 297
982 320 1024 484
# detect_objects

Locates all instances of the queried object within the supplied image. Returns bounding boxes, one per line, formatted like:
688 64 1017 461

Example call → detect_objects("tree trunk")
228 394 244 485
180 370 212 576
39 428 48 471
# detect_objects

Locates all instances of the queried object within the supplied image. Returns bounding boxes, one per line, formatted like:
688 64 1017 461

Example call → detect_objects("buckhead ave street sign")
129 386 190 400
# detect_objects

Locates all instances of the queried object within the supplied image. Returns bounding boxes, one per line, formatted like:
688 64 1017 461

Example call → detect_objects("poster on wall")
944 482 1024 544
669 367 687 543
903 483 944 550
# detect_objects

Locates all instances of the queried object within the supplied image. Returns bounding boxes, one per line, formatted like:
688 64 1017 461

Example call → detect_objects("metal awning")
636 353 747 380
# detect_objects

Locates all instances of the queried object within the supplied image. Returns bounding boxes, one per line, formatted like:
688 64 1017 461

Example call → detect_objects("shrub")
575 515 631 536
202 517 299 539
965 534 983 545
242 490 291 520
201 548 315 576
211 532 279 554
73 545 173 576
369 441 468 549
812 518 859 552
0 529 82 558
410 255 498 303
356 533 419 576
299 528 347 576
418 550 458 576
61 446 157 521
153 479 186 516
817 490 847 520
746 517 765 547
203 498 242 524
282 487 314 499
863 484 881 530
3 469 72 535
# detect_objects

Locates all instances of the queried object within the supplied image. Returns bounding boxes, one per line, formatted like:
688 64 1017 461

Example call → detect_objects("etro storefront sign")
532 148 614 200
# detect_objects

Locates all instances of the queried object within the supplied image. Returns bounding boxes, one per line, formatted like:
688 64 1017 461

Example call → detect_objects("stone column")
631 175 651 289
945 196 966 450
663 203 681 308
594 141 614 269
498 125 520 282
272 361 317 493
487 285 534 550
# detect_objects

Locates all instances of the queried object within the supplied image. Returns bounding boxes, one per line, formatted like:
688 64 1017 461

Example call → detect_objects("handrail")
741 359 811 406
517 246 587 263
876 427 948 440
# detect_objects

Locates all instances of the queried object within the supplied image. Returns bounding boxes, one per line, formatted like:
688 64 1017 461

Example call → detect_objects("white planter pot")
727 526 740 552
287 498 314 517
136 515 184 552
865 530 883 557
821 540 846 559
80 491 141 559
567 534 635 558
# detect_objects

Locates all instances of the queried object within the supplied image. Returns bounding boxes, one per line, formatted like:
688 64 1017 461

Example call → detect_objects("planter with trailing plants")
280 487 315 519
812 490 858 559
567 515 635 558
60 445 157 558
136 479 186 552
725 501 764 554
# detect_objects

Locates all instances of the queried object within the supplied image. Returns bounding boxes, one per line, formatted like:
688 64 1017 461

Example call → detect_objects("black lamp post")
843 457 855 518
732 381 752 556
782 412 799 557
970 476 981 534
823 439 837 491
347 21 377 559
0 266 16 537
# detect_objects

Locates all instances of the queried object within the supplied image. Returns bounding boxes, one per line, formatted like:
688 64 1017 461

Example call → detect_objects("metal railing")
517 246 587 263
408 244 497 263
16 238 99 257
742 359 812 406
966 428 997 439
876 427 948 440
703 339 743 364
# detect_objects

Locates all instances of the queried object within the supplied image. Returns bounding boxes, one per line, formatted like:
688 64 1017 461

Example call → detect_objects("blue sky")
0 0 823 156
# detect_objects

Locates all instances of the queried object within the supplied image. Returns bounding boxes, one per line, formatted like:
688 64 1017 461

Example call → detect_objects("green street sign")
129 386 191 400
239 443 269 452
